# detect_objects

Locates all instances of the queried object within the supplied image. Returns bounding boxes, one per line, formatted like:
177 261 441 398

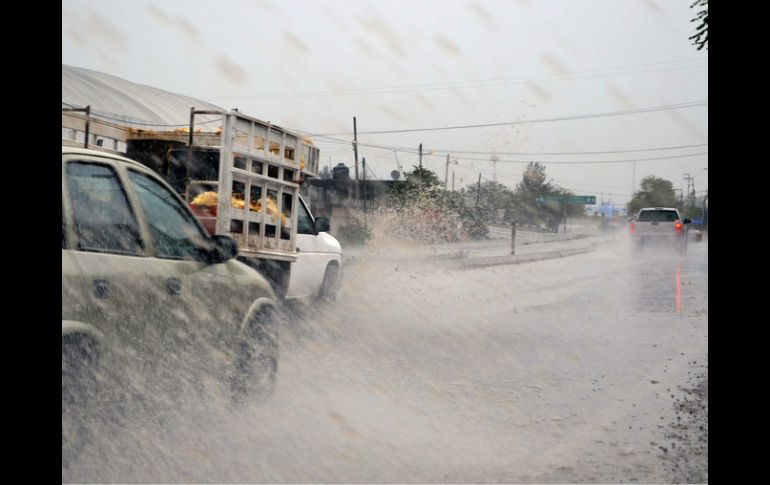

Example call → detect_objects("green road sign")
568 195 596 204
536 195 562 204
536 195 596 205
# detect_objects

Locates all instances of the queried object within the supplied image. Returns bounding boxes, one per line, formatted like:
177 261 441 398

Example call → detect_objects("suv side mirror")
314 217 330 233
204 235 239 263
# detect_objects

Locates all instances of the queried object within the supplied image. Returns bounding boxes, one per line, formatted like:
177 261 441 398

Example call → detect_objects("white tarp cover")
62 64 224 131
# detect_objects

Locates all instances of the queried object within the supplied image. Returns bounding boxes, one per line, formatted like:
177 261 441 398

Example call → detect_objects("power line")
291 129 710 159
430 151 708 165
692 170 709 180
314 100 708 136
313 138 711 169
312 132 707 166
411 143 708 156
205 58 707 101
321 139 708 156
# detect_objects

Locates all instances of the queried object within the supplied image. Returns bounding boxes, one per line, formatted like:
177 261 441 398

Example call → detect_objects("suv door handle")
167 277 182 296
93 279 110 299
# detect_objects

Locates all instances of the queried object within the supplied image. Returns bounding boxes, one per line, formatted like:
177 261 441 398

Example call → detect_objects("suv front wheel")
62 335 99 467
230 309 278 402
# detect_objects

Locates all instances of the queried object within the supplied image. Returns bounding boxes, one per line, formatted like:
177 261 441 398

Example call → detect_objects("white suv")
62 148 279 458
629 207 692 252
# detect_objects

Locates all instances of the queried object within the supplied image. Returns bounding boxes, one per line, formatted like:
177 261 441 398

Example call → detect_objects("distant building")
301 164 396 234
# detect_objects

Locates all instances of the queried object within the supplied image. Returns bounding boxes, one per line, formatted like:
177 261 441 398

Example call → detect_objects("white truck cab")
287 196 342 300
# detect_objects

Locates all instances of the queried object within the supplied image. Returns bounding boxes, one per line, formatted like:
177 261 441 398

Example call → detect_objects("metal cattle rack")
190 109 307 262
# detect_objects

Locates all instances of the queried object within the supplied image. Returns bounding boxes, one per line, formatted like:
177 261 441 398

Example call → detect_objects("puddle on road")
63 234 707 483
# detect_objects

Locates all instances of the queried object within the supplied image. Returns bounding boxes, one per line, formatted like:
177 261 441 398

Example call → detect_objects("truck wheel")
62 336 98 468
317 263 340 303
231 311 278 402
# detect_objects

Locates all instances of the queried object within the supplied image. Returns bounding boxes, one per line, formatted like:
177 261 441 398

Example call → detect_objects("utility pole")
393 150 403 176
362 158 367 230
683 173 693 215
451 172 455 192
475 173 482 207
632 161 636 195
690 179 696 217
353 117 359 201
491 153 499 183
445 153 450 187
563 193 568 234
419 143 423 170
511 221 516 255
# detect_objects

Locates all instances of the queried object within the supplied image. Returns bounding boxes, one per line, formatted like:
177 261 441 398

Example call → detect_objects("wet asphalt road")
64 236 708 483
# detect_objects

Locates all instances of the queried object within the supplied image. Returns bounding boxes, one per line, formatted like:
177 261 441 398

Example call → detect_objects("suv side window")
66 162 143 255
127 169 210 260
297 199 315 235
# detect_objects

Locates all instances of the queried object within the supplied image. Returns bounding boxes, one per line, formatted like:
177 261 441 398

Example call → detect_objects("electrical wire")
438 151 708 165
287 132 710 165
206 58 707 101
313 101 708 136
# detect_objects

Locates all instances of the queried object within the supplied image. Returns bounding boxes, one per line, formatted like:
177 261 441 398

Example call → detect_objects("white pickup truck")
62 107 342 303
629 207 692 252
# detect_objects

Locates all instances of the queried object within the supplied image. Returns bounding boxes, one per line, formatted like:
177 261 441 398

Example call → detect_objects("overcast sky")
62 0 708 207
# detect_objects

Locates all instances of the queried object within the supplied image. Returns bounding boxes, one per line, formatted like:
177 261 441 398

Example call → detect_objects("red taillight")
629 222 635 234
674 220 682 234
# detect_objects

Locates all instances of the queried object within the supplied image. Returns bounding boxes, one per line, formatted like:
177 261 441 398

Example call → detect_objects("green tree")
388 165 442 202
510 162 584 231
386 166 488 241
627 176 679 215
463 180 515 222
515 162 552 195
690 0 708 51
405 166 442 187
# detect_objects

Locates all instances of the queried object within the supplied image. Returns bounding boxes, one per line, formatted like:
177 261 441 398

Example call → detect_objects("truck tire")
317 263 340 303
231 310 278 402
